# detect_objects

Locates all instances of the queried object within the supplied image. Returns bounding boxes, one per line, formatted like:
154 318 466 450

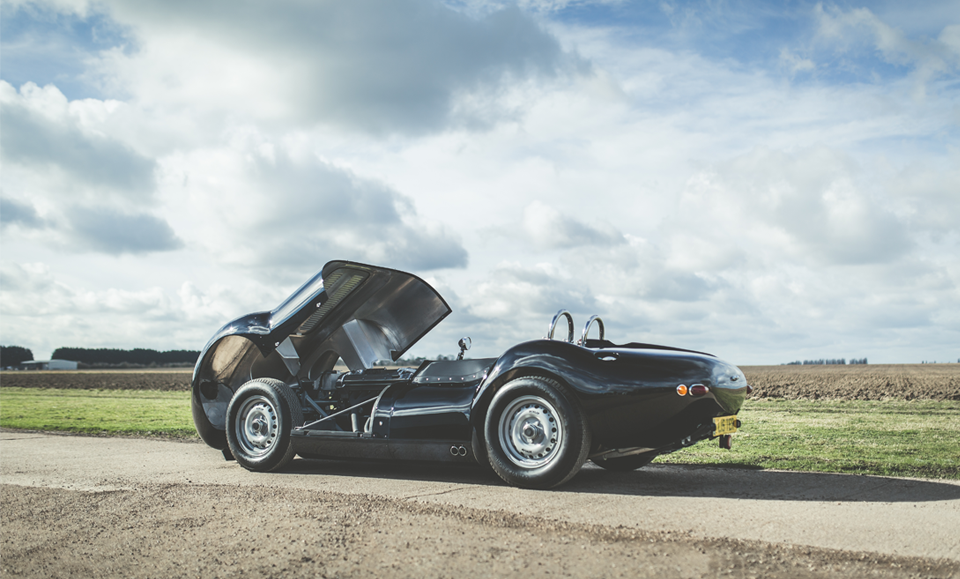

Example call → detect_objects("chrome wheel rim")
498 395 563 468
235 395 278 457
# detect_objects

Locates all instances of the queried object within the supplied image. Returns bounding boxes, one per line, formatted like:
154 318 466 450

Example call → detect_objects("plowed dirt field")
4 364 959 400
0 369 192 391
742 364 960 401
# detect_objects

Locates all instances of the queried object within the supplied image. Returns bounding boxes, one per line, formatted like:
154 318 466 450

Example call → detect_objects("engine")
294 367 418 433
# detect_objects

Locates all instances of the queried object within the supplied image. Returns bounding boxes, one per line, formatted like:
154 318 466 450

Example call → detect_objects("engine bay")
295 367 416 434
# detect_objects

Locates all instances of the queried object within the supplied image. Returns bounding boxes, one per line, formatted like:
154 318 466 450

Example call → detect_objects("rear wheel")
484 376 590 489
226 378 303 472
591 451 657 471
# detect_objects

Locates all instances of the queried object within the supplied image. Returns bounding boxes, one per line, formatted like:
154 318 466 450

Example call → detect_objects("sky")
1 0 958 365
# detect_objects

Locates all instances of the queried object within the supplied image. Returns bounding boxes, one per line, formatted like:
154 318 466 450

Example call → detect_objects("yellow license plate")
713 415 738 436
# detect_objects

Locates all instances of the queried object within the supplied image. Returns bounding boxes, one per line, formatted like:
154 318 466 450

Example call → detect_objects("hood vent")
297 272 365 335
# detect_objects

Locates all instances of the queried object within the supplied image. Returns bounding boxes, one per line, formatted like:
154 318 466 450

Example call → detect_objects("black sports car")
192 260 749 489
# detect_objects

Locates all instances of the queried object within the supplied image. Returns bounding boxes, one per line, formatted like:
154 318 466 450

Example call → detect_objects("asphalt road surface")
2 432 958 578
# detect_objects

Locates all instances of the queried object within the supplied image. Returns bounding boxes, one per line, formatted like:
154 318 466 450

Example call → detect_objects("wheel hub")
521 422 542 441
499 395 564 469
236 396 278 456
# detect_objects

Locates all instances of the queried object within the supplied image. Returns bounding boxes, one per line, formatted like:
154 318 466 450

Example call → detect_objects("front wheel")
226 378 303 472
484 376 590 489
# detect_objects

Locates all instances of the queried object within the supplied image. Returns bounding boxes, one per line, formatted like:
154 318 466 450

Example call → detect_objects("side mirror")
457 337 472 361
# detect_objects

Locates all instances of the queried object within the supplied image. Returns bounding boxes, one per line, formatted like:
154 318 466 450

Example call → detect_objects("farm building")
20 360 78 371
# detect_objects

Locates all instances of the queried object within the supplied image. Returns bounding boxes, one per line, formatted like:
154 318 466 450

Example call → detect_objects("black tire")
226 378 304 472
591 451 657 471
484 376 590 489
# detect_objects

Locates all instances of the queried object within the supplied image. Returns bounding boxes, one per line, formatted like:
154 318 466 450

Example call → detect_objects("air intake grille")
297 273 364 334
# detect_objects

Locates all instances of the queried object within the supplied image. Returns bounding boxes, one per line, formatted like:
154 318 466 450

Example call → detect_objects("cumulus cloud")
453 248 729 356
562 235 718 303
0 2 134 99
0 81 155 197
0 199 183 254
481 141 956 360
521 200 623 250
816 5 910 58
0 197 183 255
941 24 960 54
456 260 597 351
885 153 960 239
67 206 183 254
1 81 181 255
779 48 815 75
814 4 960 89
0 261 242 355
57 0 580 135
0 197 46 228
159 137 467 275
675 146 913 267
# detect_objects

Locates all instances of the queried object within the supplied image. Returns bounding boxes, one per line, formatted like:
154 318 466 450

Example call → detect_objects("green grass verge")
2 389 958 479
0 388 196 439
655 399 960 479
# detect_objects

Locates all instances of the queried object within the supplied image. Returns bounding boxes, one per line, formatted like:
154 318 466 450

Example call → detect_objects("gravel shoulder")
2 432 959 578
4 483 957 579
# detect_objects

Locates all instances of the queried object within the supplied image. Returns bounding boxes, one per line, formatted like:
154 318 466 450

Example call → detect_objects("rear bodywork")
192 260 747 468
475 339 746 460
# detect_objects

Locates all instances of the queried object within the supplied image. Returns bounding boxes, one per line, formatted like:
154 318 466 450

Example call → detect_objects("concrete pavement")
2 431 958 561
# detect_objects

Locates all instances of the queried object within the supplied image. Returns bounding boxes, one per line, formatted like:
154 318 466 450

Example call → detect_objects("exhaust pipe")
449 445 468 457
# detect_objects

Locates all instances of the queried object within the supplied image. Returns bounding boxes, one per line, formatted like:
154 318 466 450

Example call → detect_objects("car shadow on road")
280 458 960 503
282 457 501 486
562 464 960 503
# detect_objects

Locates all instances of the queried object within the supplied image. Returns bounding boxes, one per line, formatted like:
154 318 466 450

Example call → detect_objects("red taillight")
690 384 709 396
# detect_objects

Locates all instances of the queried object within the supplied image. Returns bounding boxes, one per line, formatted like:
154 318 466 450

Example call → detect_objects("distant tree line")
783 358 868 366
1 345 34 367
49 347 200 368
